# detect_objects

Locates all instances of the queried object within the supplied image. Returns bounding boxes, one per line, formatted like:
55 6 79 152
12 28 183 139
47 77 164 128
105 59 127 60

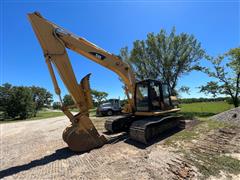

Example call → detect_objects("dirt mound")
212 107 240 125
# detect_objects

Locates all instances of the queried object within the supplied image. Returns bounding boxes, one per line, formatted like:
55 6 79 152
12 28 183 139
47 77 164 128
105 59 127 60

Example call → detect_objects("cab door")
135 82 149 111
161 84 171 108
149 81 161 111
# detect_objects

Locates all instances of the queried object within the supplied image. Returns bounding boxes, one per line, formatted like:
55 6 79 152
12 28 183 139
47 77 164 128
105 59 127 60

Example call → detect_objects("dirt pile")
212 107 240 125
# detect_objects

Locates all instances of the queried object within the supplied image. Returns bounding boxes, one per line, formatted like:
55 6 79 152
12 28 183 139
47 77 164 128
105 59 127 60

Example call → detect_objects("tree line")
0 83 53 119
52 90 109 109
0 83 109 120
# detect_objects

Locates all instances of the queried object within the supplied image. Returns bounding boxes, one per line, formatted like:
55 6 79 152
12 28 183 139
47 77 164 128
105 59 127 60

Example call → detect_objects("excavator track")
105 115 135 133
105 114 183 144
129 115 183 144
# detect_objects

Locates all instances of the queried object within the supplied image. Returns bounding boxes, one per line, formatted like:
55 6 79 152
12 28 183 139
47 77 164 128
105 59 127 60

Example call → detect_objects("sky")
0 0 239 101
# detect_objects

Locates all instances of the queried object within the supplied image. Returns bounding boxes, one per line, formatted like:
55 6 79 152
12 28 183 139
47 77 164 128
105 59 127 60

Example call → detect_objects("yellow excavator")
28 12 182 152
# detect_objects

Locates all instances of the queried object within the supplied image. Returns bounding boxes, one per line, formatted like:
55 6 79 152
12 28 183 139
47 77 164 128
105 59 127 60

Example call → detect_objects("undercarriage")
105 113 183 144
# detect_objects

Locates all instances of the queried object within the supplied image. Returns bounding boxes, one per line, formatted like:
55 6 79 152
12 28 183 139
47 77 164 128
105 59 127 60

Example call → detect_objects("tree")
52 102 61 109
120 27 204 95
198 47 240 107
11 87 35 119
0 83 54 119
0 84 35 119
62 90 108 108
63 94 75 107
30 86 53 116
91 89 108 106
0 83 12 112
199 81 219 98
178 86 190 95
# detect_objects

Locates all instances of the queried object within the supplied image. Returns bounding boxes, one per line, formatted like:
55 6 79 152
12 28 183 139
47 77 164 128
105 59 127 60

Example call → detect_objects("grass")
165 118 229 146
187 152 240 178
164 129 198 145
29 111 64 120
164 101 238 178
183 151 240 179
165 117 240 178
179 101 233 118
89 108 97 117
180 101 233 115
0 111 64 124
165 101 233 145
0 108 98 124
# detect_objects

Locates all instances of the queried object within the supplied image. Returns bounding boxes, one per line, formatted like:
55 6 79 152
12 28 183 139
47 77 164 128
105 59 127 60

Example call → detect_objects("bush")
0 83 53 120
1 85 35 119
226 97 240 105
63 95 74 107
30 86 53 116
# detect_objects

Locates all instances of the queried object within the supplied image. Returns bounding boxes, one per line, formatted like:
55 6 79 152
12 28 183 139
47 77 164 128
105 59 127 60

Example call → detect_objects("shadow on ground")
0 147 79 179
105 126 184 149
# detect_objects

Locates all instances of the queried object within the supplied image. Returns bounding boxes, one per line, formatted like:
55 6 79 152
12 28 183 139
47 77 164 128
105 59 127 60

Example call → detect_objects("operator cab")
135 80 173 112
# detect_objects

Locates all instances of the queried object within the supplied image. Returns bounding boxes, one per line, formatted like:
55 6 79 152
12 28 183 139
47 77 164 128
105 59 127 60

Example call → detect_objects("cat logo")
89 52 106 60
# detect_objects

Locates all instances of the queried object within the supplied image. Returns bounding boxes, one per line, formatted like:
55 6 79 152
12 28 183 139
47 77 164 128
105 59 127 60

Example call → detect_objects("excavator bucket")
62 112 107 152
61 74 107 152
28 12 107 152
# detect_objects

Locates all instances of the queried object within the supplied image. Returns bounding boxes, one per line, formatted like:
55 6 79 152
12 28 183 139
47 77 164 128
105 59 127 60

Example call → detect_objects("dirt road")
0 116 240 179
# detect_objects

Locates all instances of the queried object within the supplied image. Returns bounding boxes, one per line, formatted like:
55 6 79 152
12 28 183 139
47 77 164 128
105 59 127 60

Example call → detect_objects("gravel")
212 107 240 125
1 111 240 179
0 116 197 179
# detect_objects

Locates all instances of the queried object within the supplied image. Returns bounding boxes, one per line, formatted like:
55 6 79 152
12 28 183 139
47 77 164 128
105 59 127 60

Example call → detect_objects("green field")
179 101 233 118
0 108 97 123
0 111 64 123
29 111 64 120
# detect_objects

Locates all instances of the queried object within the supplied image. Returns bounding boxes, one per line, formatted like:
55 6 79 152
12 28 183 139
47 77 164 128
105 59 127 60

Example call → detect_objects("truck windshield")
101 103 111 107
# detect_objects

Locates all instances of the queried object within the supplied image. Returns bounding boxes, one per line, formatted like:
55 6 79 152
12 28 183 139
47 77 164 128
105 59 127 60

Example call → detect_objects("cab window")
162 84 170 106
136 83 149 111
149 82 161 110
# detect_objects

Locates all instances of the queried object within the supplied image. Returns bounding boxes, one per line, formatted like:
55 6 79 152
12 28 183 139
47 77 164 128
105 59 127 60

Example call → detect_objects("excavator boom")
28 12 135 110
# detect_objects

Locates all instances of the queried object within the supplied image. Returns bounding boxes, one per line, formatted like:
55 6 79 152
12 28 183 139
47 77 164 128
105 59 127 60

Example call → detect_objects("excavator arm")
28 12 135 112
28 12 136 151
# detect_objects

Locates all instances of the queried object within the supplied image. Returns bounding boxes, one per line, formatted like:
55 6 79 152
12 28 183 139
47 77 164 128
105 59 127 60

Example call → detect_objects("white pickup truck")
96 99 122 116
